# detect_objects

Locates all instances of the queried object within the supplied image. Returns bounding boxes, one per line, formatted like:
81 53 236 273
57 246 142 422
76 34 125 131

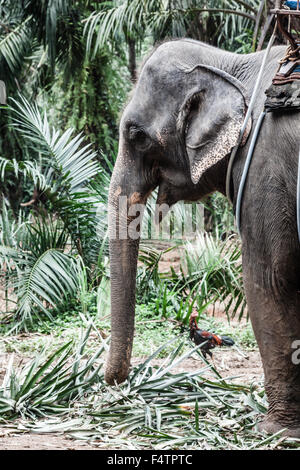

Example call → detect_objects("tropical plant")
84 0 264 73
0 0 124 186
179 233 245 320
203 193 236 236
0 0 81 84
0 1 34 88
8 95 103 256
0 95 111 329
135 230 245 325
0 324 105 418
0 204 81 328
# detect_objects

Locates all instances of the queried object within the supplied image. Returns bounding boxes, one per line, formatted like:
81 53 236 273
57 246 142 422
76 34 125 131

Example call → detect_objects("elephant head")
105 41 251 385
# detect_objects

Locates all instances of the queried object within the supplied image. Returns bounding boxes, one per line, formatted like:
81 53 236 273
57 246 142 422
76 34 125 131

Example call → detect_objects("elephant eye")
128 126 151 151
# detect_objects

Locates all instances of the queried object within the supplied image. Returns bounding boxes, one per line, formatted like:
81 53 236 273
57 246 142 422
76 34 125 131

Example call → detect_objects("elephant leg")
243 256 300 437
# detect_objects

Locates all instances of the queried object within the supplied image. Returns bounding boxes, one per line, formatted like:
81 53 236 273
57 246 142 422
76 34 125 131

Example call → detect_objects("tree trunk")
128 38 137 83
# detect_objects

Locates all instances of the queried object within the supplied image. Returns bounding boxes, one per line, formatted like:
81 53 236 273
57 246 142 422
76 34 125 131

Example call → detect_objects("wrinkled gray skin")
106 39 300 436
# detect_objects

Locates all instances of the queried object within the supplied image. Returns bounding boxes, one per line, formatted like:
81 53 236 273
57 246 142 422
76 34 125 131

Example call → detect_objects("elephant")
106 38 300 437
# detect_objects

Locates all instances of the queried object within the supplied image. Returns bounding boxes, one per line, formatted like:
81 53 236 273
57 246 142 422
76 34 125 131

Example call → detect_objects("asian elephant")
106 39 300 437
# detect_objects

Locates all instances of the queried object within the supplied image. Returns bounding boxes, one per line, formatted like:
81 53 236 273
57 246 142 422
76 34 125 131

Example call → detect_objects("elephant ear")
178 65 251 185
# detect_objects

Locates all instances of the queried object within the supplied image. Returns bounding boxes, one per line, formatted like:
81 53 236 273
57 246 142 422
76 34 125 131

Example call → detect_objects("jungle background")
0 0 298 450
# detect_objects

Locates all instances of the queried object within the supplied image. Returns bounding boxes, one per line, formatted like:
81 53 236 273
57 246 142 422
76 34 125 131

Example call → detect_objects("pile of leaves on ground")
0 324 299 450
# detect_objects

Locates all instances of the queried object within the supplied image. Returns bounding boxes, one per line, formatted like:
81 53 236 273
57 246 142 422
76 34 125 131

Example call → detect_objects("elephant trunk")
105 236 139 384
104 156 146 385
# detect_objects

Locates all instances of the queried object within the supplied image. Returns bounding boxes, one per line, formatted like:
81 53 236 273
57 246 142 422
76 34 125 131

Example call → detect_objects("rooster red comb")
189 312 199 326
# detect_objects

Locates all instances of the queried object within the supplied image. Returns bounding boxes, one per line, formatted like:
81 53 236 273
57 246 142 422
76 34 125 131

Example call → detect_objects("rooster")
189 312 235 358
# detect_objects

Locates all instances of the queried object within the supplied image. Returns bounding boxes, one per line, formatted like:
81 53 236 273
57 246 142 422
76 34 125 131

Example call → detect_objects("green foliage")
10 95 99 189
0 16 33 78
84 0 261 58
0 325 104 418
0 204 82 329
0 0 126 192
8 95 106 264
1 329 298 450
235 30 257 54
0 96 110 329
50 52 129 156
136 233 245 326
0 1 34 89
203 193 236 235
181 233 245 320
16 291 99 336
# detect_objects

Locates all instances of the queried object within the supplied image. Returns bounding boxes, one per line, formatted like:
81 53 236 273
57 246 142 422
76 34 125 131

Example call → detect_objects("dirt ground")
0 431 103 450
132 349 263 385
0 349 263 387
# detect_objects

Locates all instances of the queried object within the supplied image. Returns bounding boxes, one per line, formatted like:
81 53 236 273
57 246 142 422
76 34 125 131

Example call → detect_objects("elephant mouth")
154 183 177 223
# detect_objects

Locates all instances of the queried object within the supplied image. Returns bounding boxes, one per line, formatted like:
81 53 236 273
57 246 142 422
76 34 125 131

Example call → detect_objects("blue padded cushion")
284 1 299 10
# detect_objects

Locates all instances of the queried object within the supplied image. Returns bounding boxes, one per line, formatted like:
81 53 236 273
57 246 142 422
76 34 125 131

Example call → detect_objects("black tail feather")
220 336 235 346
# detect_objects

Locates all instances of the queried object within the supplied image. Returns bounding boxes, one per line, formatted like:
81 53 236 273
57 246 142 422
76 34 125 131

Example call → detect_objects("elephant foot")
258 416 300 438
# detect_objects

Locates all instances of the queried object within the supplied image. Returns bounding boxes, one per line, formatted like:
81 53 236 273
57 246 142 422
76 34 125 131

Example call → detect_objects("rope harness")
226 1 300 243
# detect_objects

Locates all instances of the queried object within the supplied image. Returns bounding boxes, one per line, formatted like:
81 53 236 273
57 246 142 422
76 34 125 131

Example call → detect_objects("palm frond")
83 0 261 57
0 16 32 74
0 200 29 269
0 325 104 418
0 156 47 190
84 0 158 57
14 249 82 326
181 233 245 320
9 95 99 193
5 95 105 268
0 197 86 328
